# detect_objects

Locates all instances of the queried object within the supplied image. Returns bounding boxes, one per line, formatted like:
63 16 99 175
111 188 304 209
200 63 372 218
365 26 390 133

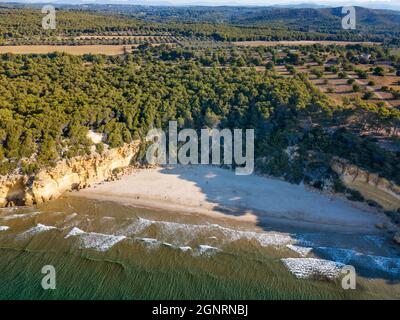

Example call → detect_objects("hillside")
1 5 399 43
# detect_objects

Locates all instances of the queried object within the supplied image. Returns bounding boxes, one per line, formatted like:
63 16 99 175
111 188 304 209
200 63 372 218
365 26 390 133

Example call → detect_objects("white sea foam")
179 246 192 252
117 217 154 236
0 226 10 231
197 245 221 256
162 242 174 248
282 258 345 280
0 211 41 221
316 246 400 275
62 216 400 276
136 237 196 253
286 245 313 257
18 224 56 239
136 237 159 245
65 227 126 252
122 217 294 248
65 227 85 237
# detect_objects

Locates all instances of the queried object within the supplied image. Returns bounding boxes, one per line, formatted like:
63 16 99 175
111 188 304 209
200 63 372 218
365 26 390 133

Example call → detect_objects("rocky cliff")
331 158 400 211
0 141 140 207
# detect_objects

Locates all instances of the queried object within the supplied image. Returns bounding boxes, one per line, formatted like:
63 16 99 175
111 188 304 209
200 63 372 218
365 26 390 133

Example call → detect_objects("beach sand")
73 165 389 234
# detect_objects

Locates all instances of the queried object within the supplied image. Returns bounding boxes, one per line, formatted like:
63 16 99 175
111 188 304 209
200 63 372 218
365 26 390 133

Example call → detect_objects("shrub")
381 86 389 92
373 66 385 76
362 90 375 100
96 142 105 154
355 69 368 79
352 84 361 92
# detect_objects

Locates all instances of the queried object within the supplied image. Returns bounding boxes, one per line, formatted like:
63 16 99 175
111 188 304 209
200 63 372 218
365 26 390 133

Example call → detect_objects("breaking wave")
65 227 126 252
282 258 345 279
18 223 56 239
0 212 41 221
315 246 400 275
120 217 295 247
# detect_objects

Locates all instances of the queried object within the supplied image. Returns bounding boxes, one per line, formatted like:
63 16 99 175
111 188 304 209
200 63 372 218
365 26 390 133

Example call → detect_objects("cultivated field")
274 60 400 109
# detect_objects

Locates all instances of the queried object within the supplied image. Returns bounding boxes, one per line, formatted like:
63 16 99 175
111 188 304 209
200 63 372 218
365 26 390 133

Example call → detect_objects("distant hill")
58 4 400 29
1 3 399 41
72 4 400 36
271 3 331 9
218 6 400 30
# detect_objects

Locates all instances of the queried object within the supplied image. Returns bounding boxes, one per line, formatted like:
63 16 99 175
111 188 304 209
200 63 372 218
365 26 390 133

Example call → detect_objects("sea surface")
0 196 399 300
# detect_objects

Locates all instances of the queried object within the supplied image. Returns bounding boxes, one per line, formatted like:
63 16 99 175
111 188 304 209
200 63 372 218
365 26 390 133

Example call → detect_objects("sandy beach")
73 165 389 234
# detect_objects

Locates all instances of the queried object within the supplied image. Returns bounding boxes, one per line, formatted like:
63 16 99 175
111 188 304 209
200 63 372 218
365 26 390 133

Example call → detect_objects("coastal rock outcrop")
331 157 400 211
0 141 140 207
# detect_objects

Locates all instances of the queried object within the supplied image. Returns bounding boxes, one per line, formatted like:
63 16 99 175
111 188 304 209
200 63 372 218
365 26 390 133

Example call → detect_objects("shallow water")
0 196 399 300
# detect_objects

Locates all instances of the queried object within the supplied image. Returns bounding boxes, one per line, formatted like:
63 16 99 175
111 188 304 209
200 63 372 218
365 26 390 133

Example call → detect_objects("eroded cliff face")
0 141 140 207
331 158 400 211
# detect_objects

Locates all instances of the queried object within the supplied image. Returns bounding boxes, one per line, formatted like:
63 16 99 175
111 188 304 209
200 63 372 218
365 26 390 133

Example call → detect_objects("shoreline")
70 165 391 235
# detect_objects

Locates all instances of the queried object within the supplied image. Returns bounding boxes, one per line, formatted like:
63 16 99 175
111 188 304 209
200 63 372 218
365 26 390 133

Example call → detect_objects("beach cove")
0 165 399 299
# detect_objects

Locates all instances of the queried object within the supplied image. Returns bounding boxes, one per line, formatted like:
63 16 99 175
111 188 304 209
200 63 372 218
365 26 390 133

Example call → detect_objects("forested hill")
229 7 400 29
58 4 400 32
0 4 399 43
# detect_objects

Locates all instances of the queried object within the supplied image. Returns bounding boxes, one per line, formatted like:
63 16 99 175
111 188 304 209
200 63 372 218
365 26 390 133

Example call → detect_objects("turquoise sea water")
0 196 399 300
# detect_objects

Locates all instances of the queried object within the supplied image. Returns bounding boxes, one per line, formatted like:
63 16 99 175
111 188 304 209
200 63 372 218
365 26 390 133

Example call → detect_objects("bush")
352 84 361 92
311 68 323 78
21 161 39 175
355 69 368 79
265 61 274 70
362 90 375 100
373 66 385 76
96 142 105 154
